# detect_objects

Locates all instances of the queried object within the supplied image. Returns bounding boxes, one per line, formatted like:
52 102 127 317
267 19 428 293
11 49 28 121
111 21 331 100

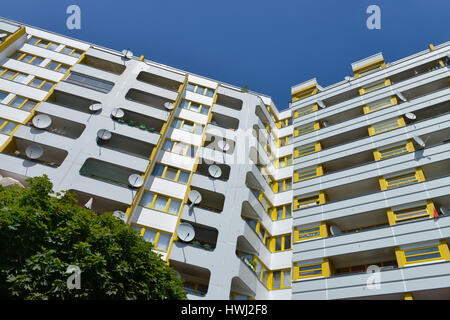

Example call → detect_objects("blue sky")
1 0 448 109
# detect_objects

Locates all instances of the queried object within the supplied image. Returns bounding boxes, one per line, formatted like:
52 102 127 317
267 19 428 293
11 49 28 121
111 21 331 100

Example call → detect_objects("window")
45 61 70 74
28 36 83 57
295 262 324 279
183 280 208 296
65 72 114 93
251 190 273 217
140 191 183 215
29 77 56 91
294 225 322 241
0 68 28 83
359 78 391 95
379 168 425 190
0 90 8 102
271 269 291 289
294 122 320 137
294 192 326 210
278 135 292 147
186 83 214 97
9 51 45 66
274 155 292 168
152 163 190 184
230 292 253 300
388 200 436 225
171 118 204 135
294 142 321 158
277 118 292 129
162 139 198 157
180 99 210 115
5 95 38 112
374 140 414 161
0 119 19 135
272 203 292 220
363 96 397 114
270 178 292 193
294 165 324 182
132 224 172 252
399 241 448 266
294 104 318 118
368 117 405 136
270 234 292 252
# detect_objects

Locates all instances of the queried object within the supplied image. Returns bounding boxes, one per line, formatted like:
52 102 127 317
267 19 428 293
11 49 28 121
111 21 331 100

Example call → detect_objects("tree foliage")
0 175 186 300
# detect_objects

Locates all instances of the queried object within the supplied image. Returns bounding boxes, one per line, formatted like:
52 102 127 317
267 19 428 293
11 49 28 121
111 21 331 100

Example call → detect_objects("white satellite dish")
113 210 127 222
440 207 449 216
405 113 416 121
208 164 222 178
128 174 144 188
345 76 352 81
217 140 230 152
32 114 52 129
97 129 112 141
25 145 44 159
317 100 326 109
330 225 342 236
322 121 329 128
176 222 195 242
111 108 125 119
164 102 174 110
396 91 407 102
412 136 425 149
188 190 202 208
89 103 103 112
122 49 133 59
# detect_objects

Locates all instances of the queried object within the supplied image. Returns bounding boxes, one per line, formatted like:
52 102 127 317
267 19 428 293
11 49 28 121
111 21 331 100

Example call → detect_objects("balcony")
79 54 126 75
26 112 85 139
210 112 239 131
215 93 243 111
68 189 128 214
169 260 210 299
174 220 218 252
136 70 182 92
188 186 225 214
79 158 143 188
194 160 230 182
64 71 114 94
125 88 173 112
113 108 165 134
46 90 100 114
97 131 155 159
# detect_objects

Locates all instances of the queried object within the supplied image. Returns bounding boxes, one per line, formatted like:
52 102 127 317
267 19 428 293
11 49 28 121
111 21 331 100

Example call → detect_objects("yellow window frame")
172 117 204 134
131 224 172 252
274 154 292 168
6 94 38 111
44 60 70 73
363 96 398 114
28 36 60 50
139 190 183 215
152 163 190 184
269 268 291 290
187 83 215 96
292 85 319 102
294 259 331 280
0 118 20 136
271 178 292 193
269 233 292 252
353 59 386 78
368 116 405 136
10 51 46 66
294 165 324 182
271 203 292 220
294 191 326 210
230 292 254 300
395 240 449 267
293 104 318 118
0 67 30 83
387 200 436 225
163 139 198 157
294 122 320 137
294 222 328 242
294 142 322 158
359 78 391 95
379 167 425 190
373 140 415 161
180 99 211 114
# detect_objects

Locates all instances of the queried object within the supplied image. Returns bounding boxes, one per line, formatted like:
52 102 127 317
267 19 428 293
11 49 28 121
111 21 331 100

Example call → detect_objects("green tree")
0 175 186 300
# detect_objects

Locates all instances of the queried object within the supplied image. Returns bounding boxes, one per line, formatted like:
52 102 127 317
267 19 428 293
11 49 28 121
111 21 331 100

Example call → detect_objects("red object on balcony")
433 208 439 219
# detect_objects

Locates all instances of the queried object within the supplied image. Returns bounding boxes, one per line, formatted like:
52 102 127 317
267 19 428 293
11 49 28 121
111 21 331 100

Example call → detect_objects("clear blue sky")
1 0 448 109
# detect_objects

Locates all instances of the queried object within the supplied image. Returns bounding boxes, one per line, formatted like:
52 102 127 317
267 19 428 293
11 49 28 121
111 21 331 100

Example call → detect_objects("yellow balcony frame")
293 258 331 281
292 84 319 102
294 165 324 182
294 122 320 137
368 116 405 136
363 96 398 114
379 167 425 191
353 58 386 78
294 104 319 118
373 140 415 161
395 240 450 268
294 191 326 210
294 142 322 158
294 221 328 242
387 200 436 225
359 78 391 95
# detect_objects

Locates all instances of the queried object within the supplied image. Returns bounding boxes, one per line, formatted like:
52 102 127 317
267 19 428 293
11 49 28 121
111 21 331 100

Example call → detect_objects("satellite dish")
25 145 44 159
330 225 342 236
32 114 52 129
345 76 352 81
113 210 127 222
0 33 7 38
176 222 195 242
122 49 133 59
164 102 174 110
405 113 416 121
396 91 407 102
89 103 103 112
217 140 230 152
208 165 222 178
188 190 202 207
128 174 144 188
412 136 425 149
317 100 326 109
440 207 449 216
97 129 112 141
111 108 125 119
322 121 329 128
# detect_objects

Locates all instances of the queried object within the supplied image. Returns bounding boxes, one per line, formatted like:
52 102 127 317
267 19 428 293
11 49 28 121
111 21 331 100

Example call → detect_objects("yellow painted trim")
353 58 386 78
439 240 450 261
139 55 145 61
395 247 405 268
429 44 435 51
404 293 413 300
0 26 25 54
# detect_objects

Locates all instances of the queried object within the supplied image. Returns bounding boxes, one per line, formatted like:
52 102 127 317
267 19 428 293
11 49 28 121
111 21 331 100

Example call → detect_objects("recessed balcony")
188 186 225 213
136 71 182 92
215 93 243 111
174 220 218 251
68 189 129 214
79 54 126 75
113 108 165 134
46 90 100 114
97 131 155 159
169 260 210 298
125 88 173 112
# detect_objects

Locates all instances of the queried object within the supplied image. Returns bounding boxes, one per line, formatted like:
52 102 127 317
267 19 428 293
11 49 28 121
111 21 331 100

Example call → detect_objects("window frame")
139 190 183 215
152 163 191 184
131 224 172 252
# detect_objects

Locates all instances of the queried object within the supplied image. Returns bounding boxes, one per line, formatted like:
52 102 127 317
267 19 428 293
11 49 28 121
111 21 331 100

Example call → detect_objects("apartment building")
0 17 448 300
